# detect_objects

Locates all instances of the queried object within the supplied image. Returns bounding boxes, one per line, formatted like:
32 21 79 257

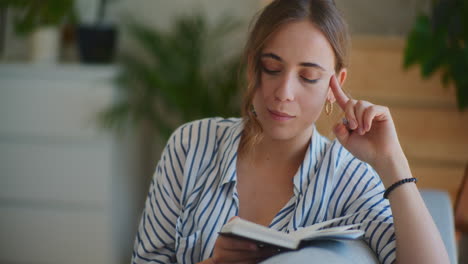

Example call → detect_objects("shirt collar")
292 125 327 196
217 119 244 187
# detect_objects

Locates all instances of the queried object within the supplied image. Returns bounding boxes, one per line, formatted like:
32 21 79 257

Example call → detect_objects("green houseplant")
1 0 75 62
98 13 243 140
1 0 75 35
404 0 468 110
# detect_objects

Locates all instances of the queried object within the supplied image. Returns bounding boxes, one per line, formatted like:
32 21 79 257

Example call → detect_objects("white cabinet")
0 64 141 264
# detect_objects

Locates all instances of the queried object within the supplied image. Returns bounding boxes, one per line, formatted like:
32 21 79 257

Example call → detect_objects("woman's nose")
274 73 295 102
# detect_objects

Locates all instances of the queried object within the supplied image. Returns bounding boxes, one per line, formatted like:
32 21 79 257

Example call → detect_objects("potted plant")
404 0 468 110
75 0 118 64
97 13 243 141
1 0 75 63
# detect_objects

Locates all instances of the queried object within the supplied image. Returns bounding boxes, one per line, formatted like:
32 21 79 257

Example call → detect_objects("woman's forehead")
262 20 335 69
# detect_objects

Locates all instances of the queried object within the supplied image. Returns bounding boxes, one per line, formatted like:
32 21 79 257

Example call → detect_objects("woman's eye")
301 76 319 84
262 65 280 75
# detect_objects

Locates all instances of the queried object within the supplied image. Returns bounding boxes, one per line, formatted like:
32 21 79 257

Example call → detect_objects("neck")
250 125 314 167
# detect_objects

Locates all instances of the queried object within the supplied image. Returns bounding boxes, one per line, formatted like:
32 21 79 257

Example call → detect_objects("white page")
296 211 363 233
294 223 362 240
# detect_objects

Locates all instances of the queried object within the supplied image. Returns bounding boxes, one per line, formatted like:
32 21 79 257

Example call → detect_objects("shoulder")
317 139 385 216
161 117 242 206
317 136 381 185
167 117 242 154
162 117 243 176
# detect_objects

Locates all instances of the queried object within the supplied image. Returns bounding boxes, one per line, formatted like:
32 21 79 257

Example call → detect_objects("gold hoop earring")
325 100 333 116
250 104 257 117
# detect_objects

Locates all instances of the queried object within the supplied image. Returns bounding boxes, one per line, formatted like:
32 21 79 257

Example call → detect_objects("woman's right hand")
210 235 275 264
200 218 277 264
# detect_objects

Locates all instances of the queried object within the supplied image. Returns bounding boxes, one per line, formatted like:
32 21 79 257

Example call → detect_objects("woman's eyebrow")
260 52 325 71
299 62 326 71
261 52 282 61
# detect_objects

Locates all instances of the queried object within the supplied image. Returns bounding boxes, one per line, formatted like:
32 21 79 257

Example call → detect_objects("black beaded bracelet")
383 178 418 199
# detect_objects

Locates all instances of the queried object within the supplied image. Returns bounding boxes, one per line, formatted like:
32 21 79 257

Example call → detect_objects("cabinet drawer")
0 140 113 204
0 78 113 139
0 207 112 264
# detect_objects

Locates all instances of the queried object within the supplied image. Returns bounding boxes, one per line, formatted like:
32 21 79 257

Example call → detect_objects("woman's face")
253 20 344 141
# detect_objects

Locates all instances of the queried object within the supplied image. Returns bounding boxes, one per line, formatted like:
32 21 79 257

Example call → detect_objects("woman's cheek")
301 96 322 113
301 88 328 111
259 77 277 97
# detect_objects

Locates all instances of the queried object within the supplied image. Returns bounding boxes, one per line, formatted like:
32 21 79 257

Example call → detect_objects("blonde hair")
238 0 350 157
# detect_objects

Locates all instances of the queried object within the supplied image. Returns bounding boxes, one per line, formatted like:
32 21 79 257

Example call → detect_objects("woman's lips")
268 109 295 121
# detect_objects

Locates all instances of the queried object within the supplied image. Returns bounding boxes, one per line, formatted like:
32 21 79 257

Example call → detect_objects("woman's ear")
338 68 347 87
327 68 347 103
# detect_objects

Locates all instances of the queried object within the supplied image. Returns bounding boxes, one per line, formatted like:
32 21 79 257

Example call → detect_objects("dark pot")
77 24 117 64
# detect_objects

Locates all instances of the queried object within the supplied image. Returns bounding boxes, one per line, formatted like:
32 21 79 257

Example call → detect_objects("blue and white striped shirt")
132 117 396 264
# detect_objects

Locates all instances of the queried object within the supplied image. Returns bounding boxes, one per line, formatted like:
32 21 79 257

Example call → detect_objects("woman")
132 0 450 263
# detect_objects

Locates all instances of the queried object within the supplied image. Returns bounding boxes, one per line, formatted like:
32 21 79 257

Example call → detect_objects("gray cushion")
261 239 378 264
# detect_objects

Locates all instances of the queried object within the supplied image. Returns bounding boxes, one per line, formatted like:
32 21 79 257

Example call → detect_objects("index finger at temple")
330 74 349 110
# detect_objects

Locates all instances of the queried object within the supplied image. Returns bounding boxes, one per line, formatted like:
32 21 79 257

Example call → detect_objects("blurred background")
0 0 467 263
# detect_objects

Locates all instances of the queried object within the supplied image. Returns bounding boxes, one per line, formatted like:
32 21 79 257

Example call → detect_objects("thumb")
333 122 350 146
228 216 239 222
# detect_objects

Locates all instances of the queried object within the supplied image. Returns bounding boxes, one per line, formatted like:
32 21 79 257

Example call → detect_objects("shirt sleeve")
334 159 396 264
132 128 186 264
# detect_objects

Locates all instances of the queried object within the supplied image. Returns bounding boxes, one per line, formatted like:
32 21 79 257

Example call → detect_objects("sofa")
262 190 457 264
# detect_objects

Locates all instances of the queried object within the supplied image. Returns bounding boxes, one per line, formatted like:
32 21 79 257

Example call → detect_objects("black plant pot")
77 24 117 64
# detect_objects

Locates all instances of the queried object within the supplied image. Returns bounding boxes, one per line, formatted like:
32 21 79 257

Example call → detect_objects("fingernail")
350 119 357 129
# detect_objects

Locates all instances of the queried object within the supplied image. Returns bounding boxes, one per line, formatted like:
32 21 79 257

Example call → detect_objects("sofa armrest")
420 189 457 264
261 190 456 264
261 239 379 264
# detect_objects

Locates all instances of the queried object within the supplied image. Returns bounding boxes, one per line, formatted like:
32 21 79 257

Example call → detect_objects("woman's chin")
257 118 314 142
261 125 298 141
